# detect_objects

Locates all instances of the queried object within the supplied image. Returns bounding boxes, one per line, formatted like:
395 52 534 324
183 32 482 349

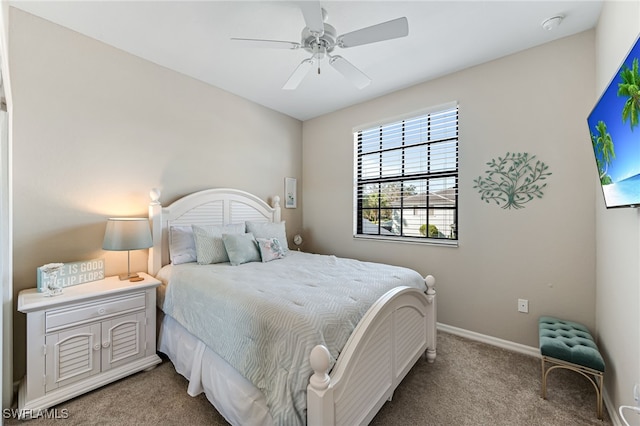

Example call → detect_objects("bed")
147 188 437 426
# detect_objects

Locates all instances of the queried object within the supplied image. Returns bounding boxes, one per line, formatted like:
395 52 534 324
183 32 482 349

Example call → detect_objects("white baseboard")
436 322 622 425
436 322 539 358
604 391 629 426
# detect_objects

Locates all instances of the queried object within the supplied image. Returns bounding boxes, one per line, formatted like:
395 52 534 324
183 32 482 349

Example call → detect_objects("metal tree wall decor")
473 152 552 209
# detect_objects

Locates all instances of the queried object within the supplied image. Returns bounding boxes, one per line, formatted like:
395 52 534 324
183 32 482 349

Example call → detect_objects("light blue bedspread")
159 251 426 425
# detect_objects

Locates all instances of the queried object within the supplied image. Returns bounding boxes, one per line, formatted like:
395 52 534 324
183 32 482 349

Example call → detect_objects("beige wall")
594 0 640 417
1 0 13 410
9 8 302 379
303 31 596 349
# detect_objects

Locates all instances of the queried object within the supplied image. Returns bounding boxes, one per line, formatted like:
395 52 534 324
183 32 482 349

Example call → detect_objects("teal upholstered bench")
539 316 605 419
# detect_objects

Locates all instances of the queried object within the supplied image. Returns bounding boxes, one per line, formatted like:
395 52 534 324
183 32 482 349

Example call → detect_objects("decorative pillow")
256 237 286 263
245 221 289 252
222 233 261 266
169 226 197 265
192 224 245 265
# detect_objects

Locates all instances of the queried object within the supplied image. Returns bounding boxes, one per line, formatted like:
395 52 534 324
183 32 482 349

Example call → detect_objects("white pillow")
245 221 289 252
192 223 245 265
169 226 197 265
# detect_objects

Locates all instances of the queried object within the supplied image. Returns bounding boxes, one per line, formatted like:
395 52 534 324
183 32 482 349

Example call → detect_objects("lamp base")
118 272 139 281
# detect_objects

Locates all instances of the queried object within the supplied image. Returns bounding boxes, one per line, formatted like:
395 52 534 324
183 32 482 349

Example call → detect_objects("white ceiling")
11 0 603 121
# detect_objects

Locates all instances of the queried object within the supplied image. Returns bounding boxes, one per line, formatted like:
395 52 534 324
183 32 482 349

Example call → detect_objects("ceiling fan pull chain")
313 43 321 75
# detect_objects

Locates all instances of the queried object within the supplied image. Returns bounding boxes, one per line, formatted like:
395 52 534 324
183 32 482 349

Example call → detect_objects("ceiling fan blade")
231 38 300 50
283 58 315 90
298 1 324 36
329 55 371 89
338 17 408 48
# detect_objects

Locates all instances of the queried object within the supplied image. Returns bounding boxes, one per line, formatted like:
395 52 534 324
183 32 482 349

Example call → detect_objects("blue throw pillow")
222 233 261 266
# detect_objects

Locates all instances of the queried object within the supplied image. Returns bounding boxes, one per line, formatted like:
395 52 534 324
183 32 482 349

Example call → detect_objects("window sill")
353 234 458 247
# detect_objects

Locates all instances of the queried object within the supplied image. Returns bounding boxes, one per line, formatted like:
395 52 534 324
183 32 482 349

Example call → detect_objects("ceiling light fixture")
541 15 564 31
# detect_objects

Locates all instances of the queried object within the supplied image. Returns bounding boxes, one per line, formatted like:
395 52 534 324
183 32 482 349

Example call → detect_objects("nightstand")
17 273 161 418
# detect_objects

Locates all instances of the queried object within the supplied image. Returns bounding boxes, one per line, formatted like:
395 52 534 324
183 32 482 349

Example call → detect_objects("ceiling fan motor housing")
301 23 337 57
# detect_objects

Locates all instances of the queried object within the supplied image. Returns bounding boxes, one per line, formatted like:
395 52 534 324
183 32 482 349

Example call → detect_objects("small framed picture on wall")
285 177 297 208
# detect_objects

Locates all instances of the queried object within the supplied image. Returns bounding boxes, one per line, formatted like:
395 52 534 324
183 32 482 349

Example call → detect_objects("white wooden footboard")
307 276 436 426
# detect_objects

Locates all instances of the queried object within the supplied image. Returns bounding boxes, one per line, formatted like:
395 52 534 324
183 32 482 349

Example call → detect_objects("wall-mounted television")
588 34 640 208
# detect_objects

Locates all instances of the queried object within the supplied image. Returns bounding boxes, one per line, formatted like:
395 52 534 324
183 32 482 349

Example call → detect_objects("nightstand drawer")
45 292 146 332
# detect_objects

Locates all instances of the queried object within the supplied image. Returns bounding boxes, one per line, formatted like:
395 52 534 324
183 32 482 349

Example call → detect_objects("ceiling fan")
231 2 409 90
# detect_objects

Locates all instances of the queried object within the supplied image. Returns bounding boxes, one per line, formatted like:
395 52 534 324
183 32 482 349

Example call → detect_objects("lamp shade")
102 218 152 251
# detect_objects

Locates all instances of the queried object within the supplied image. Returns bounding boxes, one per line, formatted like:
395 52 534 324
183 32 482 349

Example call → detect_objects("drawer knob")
93 344 100 351
102 341 110 348
98 308 106 315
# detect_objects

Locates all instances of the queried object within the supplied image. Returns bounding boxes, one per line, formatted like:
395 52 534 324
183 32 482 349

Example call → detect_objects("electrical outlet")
517 299 529 313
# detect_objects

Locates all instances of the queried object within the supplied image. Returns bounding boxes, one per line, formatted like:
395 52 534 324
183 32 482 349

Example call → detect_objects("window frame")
353 103 459 246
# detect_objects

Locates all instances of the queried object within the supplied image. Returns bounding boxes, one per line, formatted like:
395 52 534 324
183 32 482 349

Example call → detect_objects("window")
354 104 458 242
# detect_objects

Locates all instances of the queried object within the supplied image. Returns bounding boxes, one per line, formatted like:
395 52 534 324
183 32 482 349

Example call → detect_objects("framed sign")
37 258 105 292
285 177 297 208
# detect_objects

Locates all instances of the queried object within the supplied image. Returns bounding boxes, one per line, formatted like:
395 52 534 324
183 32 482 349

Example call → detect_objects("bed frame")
148 187 437 426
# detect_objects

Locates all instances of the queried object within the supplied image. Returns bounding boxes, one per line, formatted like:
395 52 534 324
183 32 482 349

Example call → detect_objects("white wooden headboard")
148 188 281 275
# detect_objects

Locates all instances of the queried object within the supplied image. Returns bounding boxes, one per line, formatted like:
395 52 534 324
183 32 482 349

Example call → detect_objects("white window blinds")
355 105 459 240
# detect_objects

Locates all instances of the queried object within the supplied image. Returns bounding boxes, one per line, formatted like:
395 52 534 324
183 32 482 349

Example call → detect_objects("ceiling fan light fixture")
541 15 563 31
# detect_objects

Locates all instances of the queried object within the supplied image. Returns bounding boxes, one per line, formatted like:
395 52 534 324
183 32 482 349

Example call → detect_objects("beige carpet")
7 331 611 425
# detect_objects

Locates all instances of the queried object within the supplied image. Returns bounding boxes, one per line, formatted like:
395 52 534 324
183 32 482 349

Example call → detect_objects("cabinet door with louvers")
45 323 101 392
101 312 146 371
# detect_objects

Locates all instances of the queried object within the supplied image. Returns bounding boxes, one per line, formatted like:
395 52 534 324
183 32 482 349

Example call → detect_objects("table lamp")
102 218 152 280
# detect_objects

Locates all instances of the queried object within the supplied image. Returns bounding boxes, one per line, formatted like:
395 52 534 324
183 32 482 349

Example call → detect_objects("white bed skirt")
158 312 274 426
